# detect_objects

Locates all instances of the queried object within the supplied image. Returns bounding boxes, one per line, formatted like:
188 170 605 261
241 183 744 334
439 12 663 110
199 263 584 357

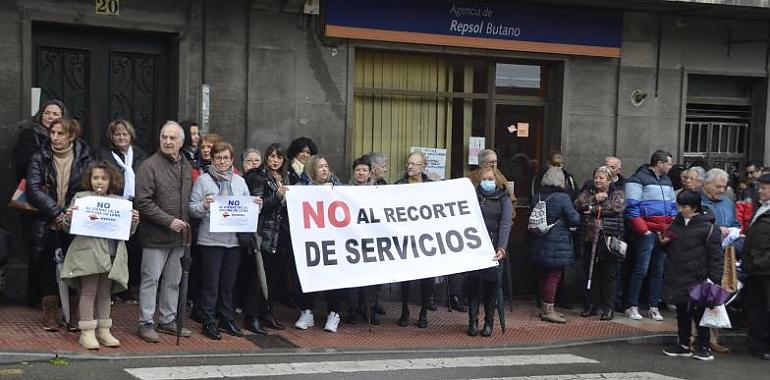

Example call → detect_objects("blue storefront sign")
325 0 622 57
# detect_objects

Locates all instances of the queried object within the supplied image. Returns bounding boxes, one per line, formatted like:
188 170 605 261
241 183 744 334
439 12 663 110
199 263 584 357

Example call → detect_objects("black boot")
467 300 479 337
581 305 598 318
218 320 244 337
244 317 268 335
399 282 410 327
450 295 468 313
425 295 437 311
599 308 614 321
202 323 222 340
259 315 285 330
481 320 493 337
417 308 428 328
481 293 494 336
398 303 410 327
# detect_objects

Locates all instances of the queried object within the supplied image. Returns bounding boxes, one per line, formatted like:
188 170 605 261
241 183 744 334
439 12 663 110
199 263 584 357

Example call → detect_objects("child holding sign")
62 162 140 350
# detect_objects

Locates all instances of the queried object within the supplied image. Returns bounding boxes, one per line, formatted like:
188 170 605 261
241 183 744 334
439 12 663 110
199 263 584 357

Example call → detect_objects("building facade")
1 0 769 300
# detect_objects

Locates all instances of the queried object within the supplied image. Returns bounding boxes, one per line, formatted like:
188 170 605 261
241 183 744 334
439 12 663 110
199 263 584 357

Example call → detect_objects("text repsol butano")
304 227 483 267
301 200 471 229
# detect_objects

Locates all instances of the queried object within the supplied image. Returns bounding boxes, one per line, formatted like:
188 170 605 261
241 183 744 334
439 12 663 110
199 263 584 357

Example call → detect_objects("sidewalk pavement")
0 299 679 359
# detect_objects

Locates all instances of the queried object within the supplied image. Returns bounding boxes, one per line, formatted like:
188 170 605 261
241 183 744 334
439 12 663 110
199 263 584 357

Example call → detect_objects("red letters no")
328 200 350 228
302 200 350 228
303 201 324 229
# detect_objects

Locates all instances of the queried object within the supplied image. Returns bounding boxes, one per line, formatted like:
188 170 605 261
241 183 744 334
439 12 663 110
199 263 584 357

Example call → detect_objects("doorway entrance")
32 23 176 153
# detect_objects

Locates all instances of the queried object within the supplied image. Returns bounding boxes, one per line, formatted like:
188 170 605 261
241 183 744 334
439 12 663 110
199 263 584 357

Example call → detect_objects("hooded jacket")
662 212 723 305
529 186 581 267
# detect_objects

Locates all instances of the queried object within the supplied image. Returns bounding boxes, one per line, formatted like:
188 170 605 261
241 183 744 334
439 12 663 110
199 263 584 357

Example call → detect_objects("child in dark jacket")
660 190 723 361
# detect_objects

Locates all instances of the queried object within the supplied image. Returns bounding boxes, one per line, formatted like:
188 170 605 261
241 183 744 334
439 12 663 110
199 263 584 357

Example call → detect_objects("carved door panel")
33 24 172 153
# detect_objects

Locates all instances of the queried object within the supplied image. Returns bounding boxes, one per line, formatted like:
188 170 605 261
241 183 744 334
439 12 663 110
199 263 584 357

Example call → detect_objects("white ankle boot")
78 320 99 350
96 319 120 347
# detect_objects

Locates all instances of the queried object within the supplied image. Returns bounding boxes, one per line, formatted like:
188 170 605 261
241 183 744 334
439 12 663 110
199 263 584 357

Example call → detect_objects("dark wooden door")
33 24 173 153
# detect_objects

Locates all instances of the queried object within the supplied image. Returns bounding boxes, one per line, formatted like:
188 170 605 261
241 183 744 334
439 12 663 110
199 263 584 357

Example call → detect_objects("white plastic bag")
699 304 732 329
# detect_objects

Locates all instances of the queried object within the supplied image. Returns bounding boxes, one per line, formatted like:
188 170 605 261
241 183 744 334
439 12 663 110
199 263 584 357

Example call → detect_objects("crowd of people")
9 100 770 362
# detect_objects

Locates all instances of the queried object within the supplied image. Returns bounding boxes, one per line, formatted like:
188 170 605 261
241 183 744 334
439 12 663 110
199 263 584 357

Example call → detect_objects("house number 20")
95 0 119 16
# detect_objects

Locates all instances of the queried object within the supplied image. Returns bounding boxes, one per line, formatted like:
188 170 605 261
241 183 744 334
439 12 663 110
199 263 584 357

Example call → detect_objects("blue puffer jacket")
530 186 581 267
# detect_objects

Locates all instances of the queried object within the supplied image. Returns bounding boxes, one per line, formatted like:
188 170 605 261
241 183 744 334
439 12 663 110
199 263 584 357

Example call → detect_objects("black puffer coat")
14 120 49 181
530 186 581 267
26 139 92 256
253 168 289 255
662 212 723 305
745 205 770 277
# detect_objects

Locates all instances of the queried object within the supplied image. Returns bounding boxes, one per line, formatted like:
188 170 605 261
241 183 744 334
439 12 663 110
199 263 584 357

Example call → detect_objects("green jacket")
60 191 139 292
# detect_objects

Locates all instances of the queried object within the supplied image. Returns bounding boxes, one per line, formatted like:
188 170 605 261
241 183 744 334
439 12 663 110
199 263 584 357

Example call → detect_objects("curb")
0 331 694 364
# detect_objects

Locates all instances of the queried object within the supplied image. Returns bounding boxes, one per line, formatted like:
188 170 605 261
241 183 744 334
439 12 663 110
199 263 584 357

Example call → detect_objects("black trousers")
747 276 770 352
676 302 708 348
20 213 40 305
466 275 496 325
39 230 71 298
583 246 620 311
198 245 241 323
298 290 344 314
401 278 434 312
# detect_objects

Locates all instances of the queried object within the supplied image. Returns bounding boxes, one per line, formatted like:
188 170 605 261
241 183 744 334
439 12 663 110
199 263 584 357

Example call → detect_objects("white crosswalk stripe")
125 354 598 380
465 372 684 380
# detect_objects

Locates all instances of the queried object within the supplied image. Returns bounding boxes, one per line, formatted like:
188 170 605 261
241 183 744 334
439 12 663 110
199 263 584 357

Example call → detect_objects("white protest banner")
70 196 133 241
286 178 497 293
209 196 260 233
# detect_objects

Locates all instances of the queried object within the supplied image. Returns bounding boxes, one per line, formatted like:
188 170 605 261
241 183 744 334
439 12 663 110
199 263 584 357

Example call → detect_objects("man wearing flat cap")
746 174 770 360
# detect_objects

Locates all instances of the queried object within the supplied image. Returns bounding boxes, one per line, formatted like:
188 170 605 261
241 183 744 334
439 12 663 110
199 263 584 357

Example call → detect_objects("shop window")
495 63 542 96
684 103 750 173
353 51 488 183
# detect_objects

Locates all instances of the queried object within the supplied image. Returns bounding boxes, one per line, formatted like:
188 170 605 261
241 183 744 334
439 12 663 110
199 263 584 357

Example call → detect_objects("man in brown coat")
135 121 193 343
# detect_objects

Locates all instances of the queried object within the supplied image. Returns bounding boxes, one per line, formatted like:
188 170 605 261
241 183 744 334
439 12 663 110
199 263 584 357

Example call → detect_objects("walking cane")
586 207 602 291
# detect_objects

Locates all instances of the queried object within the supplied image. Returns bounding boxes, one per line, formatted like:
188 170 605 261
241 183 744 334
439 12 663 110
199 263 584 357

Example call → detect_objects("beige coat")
60 191 139 292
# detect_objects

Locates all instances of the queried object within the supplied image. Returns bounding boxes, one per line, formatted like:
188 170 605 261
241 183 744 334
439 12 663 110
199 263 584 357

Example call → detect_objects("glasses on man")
406 162 425 167
482 159 498 165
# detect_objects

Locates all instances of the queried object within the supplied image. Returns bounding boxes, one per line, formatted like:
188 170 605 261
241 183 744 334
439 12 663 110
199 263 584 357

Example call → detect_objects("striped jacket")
624 165 677 235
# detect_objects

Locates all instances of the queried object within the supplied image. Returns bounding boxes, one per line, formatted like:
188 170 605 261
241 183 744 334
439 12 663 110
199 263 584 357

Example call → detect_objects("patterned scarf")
208 165 233 196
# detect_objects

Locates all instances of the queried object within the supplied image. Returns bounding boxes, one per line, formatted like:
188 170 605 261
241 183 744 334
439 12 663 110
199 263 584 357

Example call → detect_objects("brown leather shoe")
710 342 730 353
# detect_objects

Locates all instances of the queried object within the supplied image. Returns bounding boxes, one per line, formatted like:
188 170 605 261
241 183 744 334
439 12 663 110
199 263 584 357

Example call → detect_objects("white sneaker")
649 307 664 321
626 306 643 321
294 309 314 330
324 311 341 333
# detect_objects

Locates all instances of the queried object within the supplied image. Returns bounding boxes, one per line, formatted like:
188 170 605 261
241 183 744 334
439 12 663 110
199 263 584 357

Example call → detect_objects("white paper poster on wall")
285 178 497 292
31 88 41 116
410 146 447 181
468 137 485 165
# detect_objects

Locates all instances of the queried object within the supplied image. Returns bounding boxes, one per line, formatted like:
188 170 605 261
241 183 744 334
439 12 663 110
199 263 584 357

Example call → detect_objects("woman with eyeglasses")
394 151 436 328
189 141 261 340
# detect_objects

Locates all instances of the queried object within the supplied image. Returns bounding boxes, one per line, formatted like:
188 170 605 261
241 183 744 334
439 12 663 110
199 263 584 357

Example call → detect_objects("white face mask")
480 180 496 192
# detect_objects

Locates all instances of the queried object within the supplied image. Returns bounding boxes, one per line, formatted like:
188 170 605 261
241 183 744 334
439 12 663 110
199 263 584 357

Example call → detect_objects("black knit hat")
758 174 770 184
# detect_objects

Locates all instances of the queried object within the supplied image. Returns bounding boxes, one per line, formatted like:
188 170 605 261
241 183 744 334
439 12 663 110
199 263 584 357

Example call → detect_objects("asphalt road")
1 340 767 380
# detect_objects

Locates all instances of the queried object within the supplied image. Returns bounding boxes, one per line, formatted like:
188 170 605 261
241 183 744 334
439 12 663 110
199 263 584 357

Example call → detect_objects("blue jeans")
626 233 666 308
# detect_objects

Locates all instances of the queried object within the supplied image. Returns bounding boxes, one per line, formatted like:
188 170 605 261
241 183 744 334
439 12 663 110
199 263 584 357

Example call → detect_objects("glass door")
493 104 543 208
